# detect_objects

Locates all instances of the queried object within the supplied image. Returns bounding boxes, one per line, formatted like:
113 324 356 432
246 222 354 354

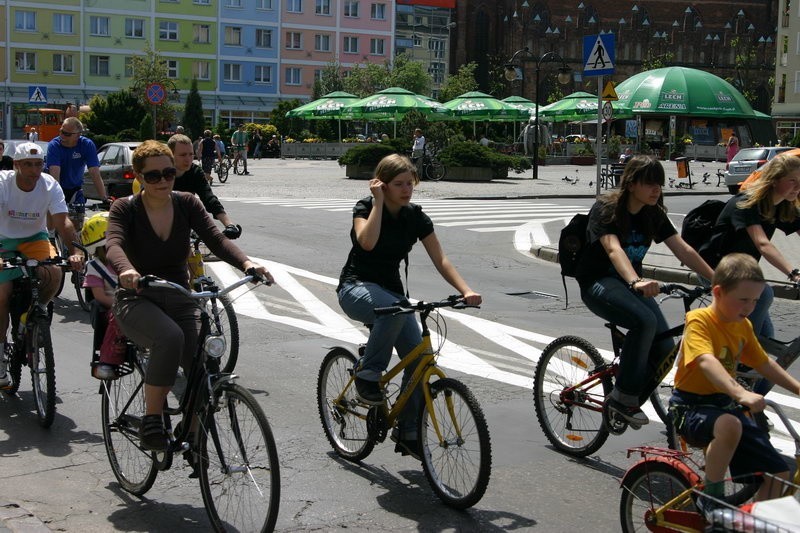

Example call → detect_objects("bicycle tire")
533 336 611 457
649 385 672 427
198 383 280 533
74 270 90 312
101 349 159 495
233 159 242 175
425 159 446 182
5 339 22 396
620 461 697 533
317 347 375 461
29 321 56 428
52 235 67 298
419 378 491 509
217 163 229 183
210 294 239 374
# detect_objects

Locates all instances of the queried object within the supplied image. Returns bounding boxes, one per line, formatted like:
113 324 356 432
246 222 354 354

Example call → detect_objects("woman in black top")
337 154 481 458
712 153 800 339
577 156 714 426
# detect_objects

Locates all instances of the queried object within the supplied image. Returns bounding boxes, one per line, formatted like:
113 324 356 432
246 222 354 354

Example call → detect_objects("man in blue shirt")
46 117 106 203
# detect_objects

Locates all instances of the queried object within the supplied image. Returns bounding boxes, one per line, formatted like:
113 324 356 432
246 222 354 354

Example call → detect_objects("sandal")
140 414 167 451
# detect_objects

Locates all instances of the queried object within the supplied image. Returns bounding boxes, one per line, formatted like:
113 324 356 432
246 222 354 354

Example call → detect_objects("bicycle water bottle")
18 312 27 335
187 251 204 280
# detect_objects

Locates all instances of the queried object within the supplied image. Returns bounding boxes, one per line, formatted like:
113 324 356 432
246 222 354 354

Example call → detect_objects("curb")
531 245 800 301
445 189 732 201
0 502 51 532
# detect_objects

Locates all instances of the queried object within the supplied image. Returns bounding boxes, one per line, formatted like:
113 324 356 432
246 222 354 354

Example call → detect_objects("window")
256 29 273 48
52 54 74 73
429 62 445 84
15 11 36 31
314 69 322 81
344 1 359 17
15 52 36 72
225 0 242 6
286 31 302 49
90 16 109 36
316 0 330 15
125 18 144 38
344 36 359 53
166 60 178 78
255 65 272 83
225 26 242 46
287 0 302 12
193 24 211 43
159 21 178 41
370 3 385 20
412 35 421 47
285 67 301 85
90 55 110 76
257 0 274 8
193 61 210 80
429 39 445 59
124 57 135 77
370 38 384 55
223 63 242 81
53 14 74 34
194 0 211 4
315 34 331 51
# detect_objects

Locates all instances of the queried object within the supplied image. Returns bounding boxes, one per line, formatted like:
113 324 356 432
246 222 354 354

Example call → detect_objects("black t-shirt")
173 163 225 217
715 192 800 261
576 200 677 284
200 137 216 158
337 196 434 295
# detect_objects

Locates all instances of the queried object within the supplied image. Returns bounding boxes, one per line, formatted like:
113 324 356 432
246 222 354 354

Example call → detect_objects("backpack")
558 213 589 307
681 200 726 267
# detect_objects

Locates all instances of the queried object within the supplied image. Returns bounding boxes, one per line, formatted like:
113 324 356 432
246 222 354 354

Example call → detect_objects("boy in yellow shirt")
670 253 800 516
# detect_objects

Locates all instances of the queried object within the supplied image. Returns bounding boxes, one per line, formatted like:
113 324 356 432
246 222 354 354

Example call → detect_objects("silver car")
82 141 140 199
724 146 792 194
1 139 50 165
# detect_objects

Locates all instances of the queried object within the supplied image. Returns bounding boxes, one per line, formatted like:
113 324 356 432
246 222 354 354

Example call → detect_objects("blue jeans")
748 283 774 338
338 281 422 437
580 276 673 405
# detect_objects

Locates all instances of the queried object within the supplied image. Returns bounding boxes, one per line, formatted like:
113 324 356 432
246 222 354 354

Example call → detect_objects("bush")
338 144 400 167
437 141 531 174
84 133 116 149
117 128 139 141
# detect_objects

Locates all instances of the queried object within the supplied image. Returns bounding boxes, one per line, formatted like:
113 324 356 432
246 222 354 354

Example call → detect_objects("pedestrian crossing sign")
583 34 615 77
28 86 47 104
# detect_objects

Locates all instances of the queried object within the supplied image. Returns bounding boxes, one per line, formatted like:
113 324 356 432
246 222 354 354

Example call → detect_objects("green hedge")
337 144 400 167
437 141 531 173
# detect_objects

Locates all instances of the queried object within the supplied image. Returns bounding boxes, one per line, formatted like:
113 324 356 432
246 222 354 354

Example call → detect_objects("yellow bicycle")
316 296 491 509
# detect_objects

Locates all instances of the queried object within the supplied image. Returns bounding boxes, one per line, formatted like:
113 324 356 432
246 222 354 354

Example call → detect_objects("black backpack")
681 199 727 267
558 213 589 307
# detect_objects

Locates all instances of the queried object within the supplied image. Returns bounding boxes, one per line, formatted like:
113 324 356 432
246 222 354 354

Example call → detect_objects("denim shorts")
670 390 788 477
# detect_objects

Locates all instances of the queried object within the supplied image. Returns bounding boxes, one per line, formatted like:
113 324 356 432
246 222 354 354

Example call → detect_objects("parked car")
1 139 50 165
82 142 140 200
724 146 792 194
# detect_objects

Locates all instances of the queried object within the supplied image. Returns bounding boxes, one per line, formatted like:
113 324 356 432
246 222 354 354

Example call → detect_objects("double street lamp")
505 48 571 180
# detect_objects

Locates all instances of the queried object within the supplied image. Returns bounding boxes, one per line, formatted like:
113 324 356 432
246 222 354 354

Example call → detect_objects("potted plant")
338 143 401 179
570 141 595 165
437 141 531 181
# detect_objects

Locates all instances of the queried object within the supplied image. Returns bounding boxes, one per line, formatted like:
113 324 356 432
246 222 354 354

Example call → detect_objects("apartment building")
1 0 393 137
773 0 800 141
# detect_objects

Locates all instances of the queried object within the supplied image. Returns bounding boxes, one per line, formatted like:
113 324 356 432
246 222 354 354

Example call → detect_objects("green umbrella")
342 87 452 137
501 96 538 141
285 91 360 141
614 67 757 118
539 91 632 123
443 91 527 136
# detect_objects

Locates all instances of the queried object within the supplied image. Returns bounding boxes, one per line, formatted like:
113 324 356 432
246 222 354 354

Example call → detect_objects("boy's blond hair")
712 253 765 291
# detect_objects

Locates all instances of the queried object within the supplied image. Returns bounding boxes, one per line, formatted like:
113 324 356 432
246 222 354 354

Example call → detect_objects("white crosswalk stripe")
222 197 588 234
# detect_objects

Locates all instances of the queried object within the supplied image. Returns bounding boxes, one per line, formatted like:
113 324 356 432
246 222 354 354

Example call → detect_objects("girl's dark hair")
598 155 667 239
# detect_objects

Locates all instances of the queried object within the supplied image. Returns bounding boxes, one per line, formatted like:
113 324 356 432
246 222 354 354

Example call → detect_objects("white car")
724 146 792 194
1 139 50 164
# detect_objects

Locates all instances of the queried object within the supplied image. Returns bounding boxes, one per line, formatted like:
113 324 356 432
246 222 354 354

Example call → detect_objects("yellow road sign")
602 81 618 101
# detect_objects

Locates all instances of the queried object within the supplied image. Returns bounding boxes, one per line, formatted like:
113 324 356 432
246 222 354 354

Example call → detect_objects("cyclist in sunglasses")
105 140 273 451
46 117 107 204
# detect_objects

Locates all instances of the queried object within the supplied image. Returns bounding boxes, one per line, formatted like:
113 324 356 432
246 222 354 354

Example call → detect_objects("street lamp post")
505 48 571 180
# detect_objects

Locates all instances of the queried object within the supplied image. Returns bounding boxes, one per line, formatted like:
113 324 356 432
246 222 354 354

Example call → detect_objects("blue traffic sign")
28 86 47 104
146 83 166 105
583 34 615 77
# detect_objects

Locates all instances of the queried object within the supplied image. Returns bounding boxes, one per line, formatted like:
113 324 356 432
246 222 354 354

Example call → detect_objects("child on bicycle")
670 253 800 517
80 211 123 380
577 155 714 426
336 153 481 459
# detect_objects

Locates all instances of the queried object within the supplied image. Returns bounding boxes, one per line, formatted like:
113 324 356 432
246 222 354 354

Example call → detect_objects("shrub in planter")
437 141 531 174
337 144 400 167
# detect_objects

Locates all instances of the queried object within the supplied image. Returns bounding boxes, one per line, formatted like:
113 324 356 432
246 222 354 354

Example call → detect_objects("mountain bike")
2 254 72 427
619 399 800 533
532 283 708 457
317 296 491 509
99 273 279 532
214 155 231 184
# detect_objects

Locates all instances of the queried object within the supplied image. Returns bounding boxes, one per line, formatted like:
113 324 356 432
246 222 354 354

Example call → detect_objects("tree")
139 113 154 141
128 42 178 137
387 53 430 95
270 99 303 138
439 62 479 102
343 62 390 97
313 60 345 99
83 89 147 137
183 78 205 140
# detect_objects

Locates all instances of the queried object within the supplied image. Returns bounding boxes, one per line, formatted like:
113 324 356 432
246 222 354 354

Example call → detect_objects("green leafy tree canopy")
183 78 206 140
83 89 147 136
438 62 479 102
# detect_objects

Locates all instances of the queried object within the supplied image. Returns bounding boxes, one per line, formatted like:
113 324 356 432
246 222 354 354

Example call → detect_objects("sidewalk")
0 501 50 532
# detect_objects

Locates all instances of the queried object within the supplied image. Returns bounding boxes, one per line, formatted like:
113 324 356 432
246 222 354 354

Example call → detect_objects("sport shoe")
140 414 168 451
0 372 10 389
390 431 421 461
93 364 116 380
0 352 10 389
607 398 649 427
696 493 729 523
354 377 383 405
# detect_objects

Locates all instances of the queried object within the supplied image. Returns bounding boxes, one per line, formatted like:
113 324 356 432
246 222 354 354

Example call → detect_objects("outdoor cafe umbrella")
501 96 537 140
538 91 632 123
613 66 757 118
443 91 527 137
342 87 452 137
285 91 360 141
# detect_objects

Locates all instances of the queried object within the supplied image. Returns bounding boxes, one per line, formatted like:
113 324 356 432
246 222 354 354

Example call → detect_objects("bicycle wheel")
52 235 67 298
29 321 56 428
317 347 375 461
533 336 611 457
620 462 697 533
424 159 446 182
649 384 672 427
419 378 491 509
101 349 159 495
5 340 22 396
217 162 229 183
73 269 90 312
198 383 280 533
233 158 242 175
208 295 239 374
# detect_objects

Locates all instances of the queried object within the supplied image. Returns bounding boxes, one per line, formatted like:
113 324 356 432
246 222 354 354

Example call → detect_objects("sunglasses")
141 167 177 184
60 129 79 137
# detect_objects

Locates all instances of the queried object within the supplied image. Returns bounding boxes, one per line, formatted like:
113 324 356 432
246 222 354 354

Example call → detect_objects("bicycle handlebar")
138 270 269 298
658 283 709 302
374 295 479 316
1 255 72 270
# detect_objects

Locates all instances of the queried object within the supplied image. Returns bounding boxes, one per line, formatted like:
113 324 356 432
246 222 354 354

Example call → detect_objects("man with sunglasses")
0 143 84 388
46 117 107 209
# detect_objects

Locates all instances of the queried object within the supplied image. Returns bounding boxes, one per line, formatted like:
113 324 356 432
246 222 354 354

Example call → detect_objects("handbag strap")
89 259 117 289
